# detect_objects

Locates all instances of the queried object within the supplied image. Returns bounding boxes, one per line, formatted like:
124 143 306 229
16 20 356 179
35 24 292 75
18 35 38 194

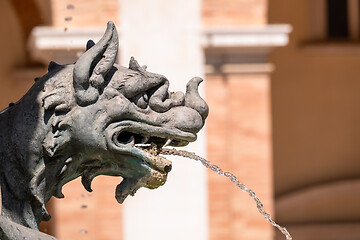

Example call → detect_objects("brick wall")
50 0 119 26
202 0 268 26
50 177 123 240
206 73 274 240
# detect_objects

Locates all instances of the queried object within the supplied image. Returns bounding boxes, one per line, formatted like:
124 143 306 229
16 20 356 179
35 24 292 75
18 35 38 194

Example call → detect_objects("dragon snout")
171 106 204 134
184 77 209 122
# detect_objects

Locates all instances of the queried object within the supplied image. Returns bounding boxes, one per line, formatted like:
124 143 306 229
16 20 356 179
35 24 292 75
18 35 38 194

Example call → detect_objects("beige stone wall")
269 0 360 226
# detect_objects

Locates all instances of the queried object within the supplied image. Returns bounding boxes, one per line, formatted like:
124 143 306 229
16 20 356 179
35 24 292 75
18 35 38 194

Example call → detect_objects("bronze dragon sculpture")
0 22 208 239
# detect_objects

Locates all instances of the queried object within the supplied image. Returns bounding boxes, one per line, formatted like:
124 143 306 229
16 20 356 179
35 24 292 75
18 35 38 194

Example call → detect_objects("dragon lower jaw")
115 168 168 203
115 145 171 203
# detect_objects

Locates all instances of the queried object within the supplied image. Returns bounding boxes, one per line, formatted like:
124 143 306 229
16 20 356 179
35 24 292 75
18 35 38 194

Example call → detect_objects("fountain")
0 22 291 240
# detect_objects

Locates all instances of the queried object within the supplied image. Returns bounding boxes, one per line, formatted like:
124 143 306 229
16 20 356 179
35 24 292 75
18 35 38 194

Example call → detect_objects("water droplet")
79 229 88 234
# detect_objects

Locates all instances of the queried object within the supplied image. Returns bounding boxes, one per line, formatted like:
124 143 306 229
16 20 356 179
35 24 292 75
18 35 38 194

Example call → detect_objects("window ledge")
202 24 292 49
301 41 360 54
28 26 105 65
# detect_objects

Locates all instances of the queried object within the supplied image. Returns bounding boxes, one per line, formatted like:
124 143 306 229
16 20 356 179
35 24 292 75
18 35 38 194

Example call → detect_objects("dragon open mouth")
114 127 194 147
53 122 195 204
109 120 197 166
109 123 196 203
116 130 173 149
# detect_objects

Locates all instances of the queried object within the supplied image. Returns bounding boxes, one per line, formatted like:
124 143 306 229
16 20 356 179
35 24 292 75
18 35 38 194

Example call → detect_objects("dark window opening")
327 0 349 39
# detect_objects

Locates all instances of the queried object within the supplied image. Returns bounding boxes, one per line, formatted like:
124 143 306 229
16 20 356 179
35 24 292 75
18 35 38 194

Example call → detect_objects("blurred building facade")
0 0 359 240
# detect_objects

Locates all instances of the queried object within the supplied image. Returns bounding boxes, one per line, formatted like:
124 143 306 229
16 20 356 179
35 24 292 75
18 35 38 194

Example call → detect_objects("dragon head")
39 21 208 204
0 22 207 231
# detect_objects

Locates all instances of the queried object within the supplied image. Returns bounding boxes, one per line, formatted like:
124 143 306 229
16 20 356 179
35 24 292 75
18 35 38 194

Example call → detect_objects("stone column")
119 1 208 240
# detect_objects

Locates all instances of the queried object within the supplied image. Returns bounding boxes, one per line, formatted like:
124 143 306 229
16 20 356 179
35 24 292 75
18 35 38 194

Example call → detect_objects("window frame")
308 0 360 41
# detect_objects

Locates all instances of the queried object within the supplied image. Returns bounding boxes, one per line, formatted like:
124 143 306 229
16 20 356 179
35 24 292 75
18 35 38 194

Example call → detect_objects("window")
327 0 349 39
308 0 360 41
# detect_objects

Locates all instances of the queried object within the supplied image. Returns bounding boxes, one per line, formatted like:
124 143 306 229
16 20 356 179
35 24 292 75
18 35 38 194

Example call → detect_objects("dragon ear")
73 21 118 106
129 57 146 74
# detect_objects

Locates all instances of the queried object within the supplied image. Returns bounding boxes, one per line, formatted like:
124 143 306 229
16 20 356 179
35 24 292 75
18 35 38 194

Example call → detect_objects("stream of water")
160 148 293 240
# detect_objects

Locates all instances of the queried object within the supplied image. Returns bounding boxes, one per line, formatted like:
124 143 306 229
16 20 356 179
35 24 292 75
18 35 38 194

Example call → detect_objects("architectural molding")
301 41 360 54
28 24 291 70
202 24 292 49
307 0 360 41
205 63 275 74
203 24 291 74
28 26 106 64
